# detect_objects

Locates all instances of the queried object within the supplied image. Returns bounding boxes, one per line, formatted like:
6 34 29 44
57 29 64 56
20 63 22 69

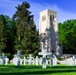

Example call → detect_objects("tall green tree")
0 15 7 53
21 24 39 55
4 16 16 54
13 1 39 55
58 19 76 54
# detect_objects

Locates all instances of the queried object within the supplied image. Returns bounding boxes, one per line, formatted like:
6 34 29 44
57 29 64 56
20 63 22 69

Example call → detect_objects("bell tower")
39 9 62 56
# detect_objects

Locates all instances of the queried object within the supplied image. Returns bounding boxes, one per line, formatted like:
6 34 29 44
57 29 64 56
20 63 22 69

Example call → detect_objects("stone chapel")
39 9 62 56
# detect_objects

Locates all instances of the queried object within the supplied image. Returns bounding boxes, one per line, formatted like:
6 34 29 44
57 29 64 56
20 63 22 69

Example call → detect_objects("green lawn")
0 64 76 75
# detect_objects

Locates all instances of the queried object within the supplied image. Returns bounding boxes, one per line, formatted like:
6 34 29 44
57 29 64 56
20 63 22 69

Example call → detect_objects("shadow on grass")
0 69 76 75
0 65 76 75
14 65 42 69
9 65 76 69
1 65 76 69
0 65 42 70
51 65 76 69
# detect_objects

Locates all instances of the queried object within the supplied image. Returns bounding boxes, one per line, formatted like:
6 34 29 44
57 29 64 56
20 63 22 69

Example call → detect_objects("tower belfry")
39 9 62 56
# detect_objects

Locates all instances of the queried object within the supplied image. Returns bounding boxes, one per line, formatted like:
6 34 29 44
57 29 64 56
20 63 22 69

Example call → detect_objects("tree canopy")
0 15 7 53
58 19 76 54
0 1 39 58
13 1 39 55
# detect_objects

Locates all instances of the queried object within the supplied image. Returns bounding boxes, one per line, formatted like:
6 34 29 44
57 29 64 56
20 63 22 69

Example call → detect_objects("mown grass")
0 64 76 75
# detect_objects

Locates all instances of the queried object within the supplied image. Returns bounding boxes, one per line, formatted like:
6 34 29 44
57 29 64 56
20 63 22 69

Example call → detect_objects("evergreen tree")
13 1 39 55
4 16 16 54
0 15 7 53
21 24 39 55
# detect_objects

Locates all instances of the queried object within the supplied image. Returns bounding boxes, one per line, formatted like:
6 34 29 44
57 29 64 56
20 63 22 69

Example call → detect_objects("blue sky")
0 0 76 29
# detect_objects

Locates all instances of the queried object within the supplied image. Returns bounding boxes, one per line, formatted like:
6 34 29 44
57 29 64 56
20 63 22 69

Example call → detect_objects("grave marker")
5 57 9 65
23 57 26 65
27 54 34 65
35 56 39 65
39 42 51 68
0 53 7 65
17 51 22 66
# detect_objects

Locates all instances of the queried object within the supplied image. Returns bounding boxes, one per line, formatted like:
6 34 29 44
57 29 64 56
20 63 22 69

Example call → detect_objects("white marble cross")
39 51 51 68
27 54 33 65
12 55 18 65
50 55 57 66
39 57 42 65
17 51 22 66
39 42 51 68
5 57 9 65
72 56 76 66
0 53 7 65
23 57 26 65
35 56 39 65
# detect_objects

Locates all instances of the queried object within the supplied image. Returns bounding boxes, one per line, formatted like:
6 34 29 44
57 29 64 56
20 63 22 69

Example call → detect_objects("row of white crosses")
0 51 57 67
23 55 42 65
0 52 42 66
12 52 41 66
0 52 22 66
0 52 40 66
61 56 76 66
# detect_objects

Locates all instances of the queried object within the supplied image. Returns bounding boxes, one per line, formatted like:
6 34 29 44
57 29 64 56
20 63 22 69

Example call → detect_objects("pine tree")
13 1 39 55
4 15 16 54
0 15 7 53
